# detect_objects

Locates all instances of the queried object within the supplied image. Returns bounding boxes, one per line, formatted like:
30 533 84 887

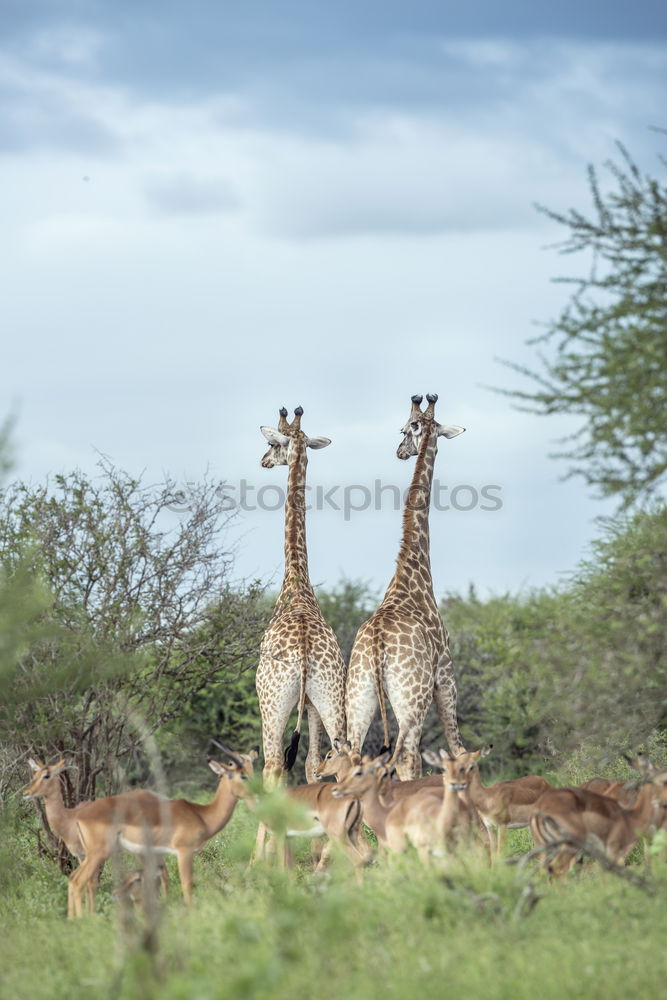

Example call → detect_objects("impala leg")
282 837 295 870
176 849 195 904
251 822 269 866
68 853 104 919
496 824 507 858
159 862 170 896
86 863 104 915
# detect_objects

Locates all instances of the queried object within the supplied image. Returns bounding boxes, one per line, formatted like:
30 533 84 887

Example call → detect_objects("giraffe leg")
258 674 300 783
433 651 465 756
345 639 382 757
345 685 378 758
395 723 424 780
304 702 324 784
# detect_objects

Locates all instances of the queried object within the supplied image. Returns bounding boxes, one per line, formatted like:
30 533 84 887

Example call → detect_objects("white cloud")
2 34 664 594
29 25 106 69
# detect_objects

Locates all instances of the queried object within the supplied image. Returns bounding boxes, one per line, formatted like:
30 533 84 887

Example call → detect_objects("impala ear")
260 426 289 446
305 436 331 450
480 745 493 757
249 746 260 761
208 759 229 776
436 423 465 439
27 758 42 772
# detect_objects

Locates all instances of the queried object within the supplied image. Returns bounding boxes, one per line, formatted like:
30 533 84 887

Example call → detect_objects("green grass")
3 805 667 1000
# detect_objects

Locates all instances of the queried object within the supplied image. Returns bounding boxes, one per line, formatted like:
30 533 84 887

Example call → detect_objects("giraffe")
256 405 347 785
345 393 466 780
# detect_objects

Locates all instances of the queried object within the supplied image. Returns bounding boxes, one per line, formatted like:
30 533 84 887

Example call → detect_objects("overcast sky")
3 1 666 599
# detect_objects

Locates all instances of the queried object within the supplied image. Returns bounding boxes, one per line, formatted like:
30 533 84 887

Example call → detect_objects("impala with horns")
66 742 258 917
23 758 172 906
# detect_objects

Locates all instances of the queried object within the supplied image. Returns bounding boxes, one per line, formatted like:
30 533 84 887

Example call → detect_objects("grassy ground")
2 800 667 1000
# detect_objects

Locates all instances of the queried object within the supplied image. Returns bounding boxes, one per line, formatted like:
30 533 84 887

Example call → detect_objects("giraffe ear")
436 423 465 439
305 436 331 450
260 426 289 446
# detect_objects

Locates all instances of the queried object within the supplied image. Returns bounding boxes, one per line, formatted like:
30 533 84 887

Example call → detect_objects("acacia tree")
0 461 266 823
500 138 667 506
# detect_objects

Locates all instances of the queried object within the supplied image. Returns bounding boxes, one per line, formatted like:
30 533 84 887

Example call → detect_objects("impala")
580 754 656 805
332 749 482 864
66 743 258 917
530 762 667 874
313 739 360 782
253 748 372 876
112 862 169 906
462 746 553 856
24 758 100 912
580 755 667 862
23 758 173 910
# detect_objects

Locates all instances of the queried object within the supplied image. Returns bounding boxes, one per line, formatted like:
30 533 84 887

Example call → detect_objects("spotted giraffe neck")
388 422 438 599
277 438 316 605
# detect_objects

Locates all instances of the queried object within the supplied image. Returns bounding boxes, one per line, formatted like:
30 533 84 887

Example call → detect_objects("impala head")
397 393 465 460
314 739 359 781
112 865 166 905
624 753 660 778
422 748 481 792
208 743 259 799
260 406 331 468
619 755 667 806
645 767 667 807
331 752 389 799
23 758 67 800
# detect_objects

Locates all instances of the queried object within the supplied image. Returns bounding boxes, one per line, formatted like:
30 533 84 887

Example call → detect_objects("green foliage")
0 461 266 809
316 577 379 661
441 587 559 773
498 139 667 506
2 803 667 1000
444 506 667 773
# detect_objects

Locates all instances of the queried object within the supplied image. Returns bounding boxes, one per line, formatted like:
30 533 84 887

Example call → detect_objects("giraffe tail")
371 624 391 755
284 730 301 772
284 634 310 772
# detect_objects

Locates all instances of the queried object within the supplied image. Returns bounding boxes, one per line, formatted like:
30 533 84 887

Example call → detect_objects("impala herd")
23 740 667 917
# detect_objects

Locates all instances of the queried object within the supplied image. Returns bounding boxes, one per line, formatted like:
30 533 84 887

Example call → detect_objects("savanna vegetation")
2 139 667 999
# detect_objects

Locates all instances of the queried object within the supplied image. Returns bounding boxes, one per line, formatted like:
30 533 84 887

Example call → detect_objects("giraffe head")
397 393 465 459
260 406 331 468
